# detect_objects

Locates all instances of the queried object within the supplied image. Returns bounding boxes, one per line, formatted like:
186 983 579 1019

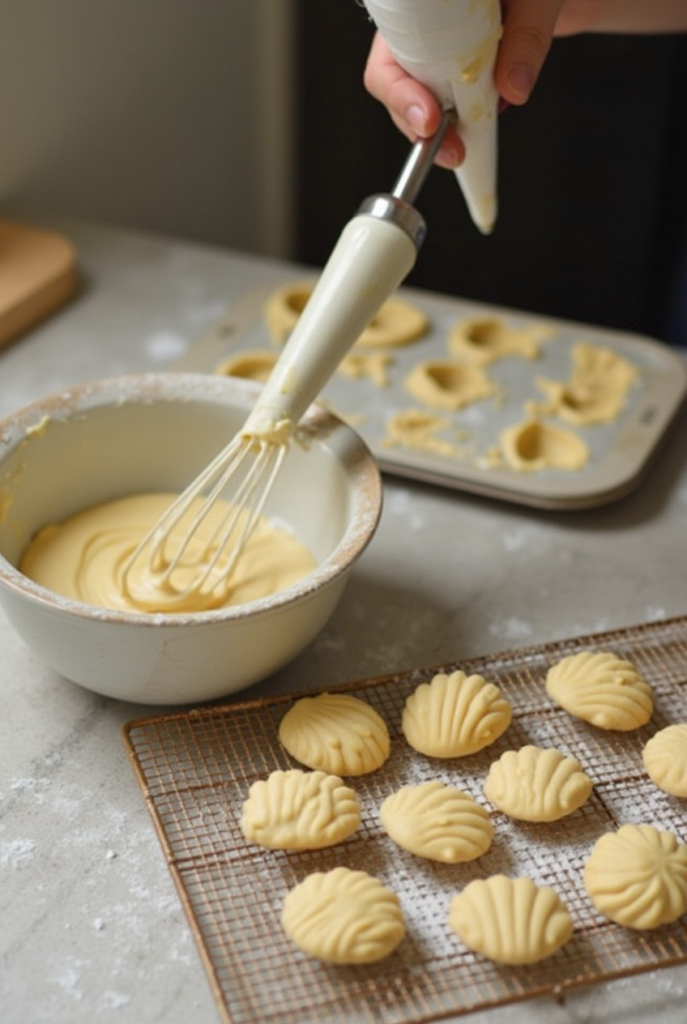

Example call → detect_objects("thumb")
496 0 566 105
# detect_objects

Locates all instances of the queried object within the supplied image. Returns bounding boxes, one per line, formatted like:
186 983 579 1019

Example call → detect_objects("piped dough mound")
449 875 573 964
402 671 512 758
499 418 589 472
584 824 687 929
215 349 277 383
264 280 428 349
529 342 639 426
278 692 390 776
546 650 653 731
404 360 496 411
448 316 551 366
484 745 593 822
642 724 687 797
380 781 493 863
240 769 360 850
281 867 405 964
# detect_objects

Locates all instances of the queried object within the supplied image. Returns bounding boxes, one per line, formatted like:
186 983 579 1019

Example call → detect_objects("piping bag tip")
453 109 499 234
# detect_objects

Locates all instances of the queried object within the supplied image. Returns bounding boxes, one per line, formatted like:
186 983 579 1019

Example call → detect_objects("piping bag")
363 0 502 234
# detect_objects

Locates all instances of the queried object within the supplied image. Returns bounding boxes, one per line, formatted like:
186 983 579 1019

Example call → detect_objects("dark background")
293 2 687 346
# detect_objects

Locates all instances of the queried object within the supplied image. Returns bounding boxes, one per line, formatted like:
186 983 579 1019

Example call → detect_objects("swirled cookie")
264 280 428 348
278 693 390 776
546 650 653 730
484 745 593 822
380 781 493 863
643 724 687 797
449 875 573 964
240 769 360 850
584 824 687 929
402 671 512 758
281 867 405 963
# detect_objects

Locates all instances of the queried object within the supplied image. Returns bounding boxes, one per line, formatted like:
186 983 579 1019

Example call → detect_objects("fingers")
363 33 465 168
362 0 567 165
496 0 567 105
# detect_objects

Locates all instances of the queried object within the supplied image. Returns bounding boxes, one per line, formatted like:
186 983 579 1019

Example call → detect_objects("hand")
364 0 687 162
363 0 577 166
363 31 467 170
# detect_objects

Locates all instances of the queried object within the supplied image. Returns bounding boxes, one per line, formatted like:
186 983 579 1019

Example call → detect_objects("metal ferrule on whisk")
355 108 455 249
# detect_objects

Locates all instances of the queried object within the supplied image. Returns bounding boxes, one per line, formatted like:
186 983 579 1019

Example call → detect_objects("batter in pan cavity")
448 315 552 365
265 280 428 349
499 418 590 472
404 360 497 411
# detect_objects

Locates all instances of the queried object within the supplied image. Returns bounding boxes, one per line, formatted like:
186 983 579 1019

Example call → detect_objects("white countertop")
1 219 686 1024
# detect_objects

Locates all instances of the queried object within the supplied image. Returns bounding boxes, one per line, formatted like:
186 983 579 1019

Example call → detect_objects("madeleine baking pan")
174 281 687 510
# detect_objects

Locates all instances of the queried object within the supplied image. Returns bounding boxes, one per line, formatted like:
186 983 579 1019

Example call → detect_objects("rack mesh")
123 616 687 1024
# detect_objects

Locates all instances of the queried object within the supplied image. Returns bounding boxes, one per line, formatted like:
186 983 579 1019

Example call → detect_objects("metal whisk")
122 112 454 609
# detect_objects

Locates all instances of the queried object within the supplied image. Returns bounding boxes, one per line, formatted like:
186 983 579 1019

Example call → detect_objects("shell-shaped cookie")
584 824 687 929
240 769 360 850
380 781 493 863
449 875 573 964
278 693 390 776
402 671 512 758
484 745 593 822
546 650 653 730
643 724 687 797
281 867 405 964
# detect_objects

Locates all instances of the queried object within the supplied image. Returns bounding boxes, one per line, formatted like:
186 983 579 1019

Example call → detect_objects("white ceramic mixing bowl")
0 373 382 704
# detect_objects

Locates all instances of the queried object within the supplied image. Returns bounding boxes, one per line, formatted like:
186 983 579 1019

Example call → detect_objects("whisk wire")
122 119 449 606
180 440 287 595
122 438 286 602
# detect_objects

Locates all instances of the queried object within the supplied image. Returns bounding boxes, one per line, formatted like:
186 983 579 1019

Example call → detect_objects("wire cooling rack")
123 616 687 1024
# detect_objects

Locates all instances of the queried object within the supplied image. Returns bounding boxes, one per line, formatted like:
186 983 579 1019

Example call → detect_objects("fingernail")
405 104 427 133
436 143 461 170
507 65 533 103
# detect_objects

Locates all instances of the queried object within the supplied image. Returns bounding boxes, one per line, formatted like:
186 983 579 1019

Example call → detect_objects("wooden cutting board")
0 220 78 348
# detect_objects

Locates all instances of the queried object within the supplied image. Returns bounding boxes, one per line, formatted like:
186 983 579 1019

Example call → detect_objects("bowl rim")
0 372 383 626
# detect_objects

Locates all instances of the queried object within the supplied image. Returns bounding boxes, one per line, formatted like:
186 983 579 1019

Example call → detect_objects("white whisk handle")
242 208 420 440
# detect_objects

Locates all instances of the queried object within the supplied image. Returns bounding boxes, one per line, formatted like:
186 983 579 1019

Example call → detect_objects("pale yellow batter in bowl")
0 373 382 703
20 493 316 614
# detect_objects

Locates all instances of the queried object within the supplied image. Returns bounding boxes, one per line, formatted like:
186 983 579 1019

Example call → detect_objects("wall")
0 0 295 256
